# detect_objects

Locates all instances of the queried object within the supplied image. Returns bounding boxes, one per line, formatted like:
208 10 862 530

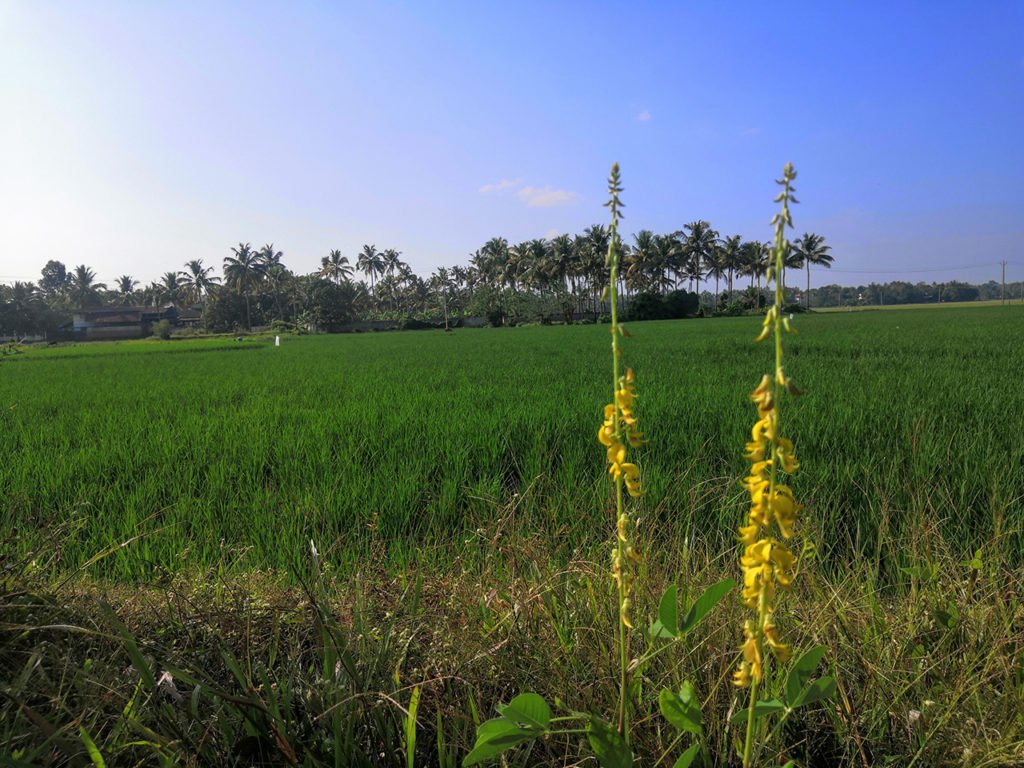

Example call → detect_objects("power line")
819 262 1008 275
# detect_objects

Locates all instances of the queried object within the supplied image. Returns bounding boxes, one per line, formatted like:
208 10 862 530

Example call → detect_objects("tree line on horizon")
0 225 1015 338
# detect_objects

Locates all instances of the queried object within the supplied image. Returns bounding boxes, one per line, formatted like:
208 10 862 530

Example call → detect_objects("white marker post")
275 335 280 347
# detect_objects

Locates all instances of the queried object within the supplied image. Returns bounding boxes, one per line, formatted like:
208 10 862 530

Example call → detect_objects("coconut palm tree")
705 245 728 311
719 235 743 301
223 242 264 330
582 225 610 312
381 248 404 278
627 230 657 294
68 265 106 309
652 233 680 294
506 242 531 293
254 245 285 318
179 260 220 304
792 233 834 308
682 220 719 310
264 263 290 320
115 275 138 304
741 241 771 291
156 272 184 306
548 234 574 293
356 245 385 293
1 282 47 336
320 250 353 284
258 243 285 271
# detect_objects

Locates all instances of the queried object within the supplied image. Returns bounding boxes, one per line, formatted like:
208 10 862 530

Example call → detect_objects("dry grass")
3 512 1021 766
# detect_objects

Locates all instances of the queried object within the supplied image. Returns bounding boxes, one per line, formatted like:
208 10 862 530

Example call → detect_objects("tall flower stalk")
596 163 644 737
736 163 803 768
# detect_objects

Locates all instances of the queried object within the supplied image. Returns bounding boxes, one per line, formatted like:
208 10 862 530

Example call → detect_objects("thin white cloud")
479 178 522 194
636 109 652 122
518 186 579 208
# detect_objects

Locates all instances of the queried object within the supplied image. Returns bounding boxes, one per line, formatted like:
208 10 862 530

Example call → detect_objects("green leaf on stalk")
672 743 702 768
791 676 836 708
497 692 551 729
658 682 702 735
463 692 552 766
463 717 540 766
785 645 827 706
678 579 734 635
587 717 633 768
730 700 787 725
650 585 678 638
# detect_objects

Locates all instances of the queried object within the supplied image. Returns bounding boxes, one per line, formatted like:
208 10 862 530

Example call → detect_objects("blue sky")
2 1 1022 288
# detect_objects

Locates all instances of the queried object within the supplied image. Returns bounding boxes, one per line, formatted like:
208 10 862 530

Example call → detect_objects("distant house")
176 304 204 328
66 306 177 340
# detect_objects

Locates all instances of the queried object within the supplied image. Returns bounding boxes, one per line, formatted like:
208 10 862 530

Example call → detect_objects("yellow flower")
763 619 790 661
598 368 644 497
737 366 804 681
733 620 764 686
621 463 642 497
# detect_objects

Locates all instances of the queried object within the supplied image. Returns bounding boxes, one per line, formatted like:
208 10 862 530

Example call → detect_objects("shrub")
152 319 172 340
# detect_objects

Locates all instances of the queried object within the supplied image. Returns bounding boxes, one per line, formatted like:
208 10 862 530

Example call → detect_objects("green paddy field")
2 306 1022 579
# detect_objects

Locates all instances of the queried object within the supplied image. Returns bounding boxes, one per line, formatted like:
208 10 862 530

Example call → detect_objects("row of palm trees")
21 224 834 332
313 225 834 320
456 224 833 312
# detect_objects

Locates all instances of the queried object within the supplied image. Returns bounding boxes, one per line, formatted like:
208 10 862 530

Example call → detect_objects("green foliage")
152 319 172 340
650 578 734 639
463 693 552 765
658 682 702 735
587 717 632 768
624 290 699 321
729 645 836 726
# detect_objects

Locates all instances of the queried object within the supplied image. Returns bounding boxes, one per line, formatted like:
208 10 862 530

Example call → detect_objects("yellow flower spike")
597 163 642 737
738 164 806 768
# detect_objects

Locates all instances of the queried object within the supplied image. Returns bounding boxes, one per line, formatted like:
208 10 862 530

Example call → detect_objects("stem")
742 586 769 768
609 230 629 739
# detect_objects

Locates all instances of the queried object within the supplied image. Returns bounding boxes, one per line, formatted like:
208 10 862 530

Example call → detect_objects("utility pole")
1001 260 1007 304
